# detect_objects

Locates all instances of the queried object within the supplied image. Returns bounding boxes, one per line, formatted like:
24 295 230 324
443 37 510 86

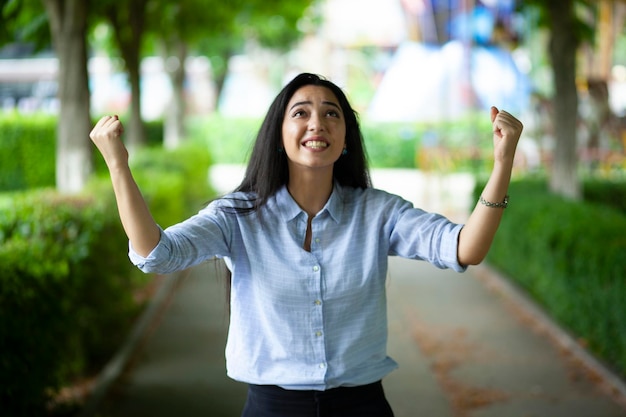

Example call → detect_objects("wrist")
493 157 514 170
479 194 509 208
107 161 132 177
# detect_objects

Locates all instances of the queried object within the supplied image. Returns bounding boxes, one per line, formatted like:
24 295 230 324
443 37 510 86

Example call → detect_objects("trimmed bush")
187 115 259 165
129 140 213 227
0 114 165 191
189 114 493 171
583 178 626 214
145 120 165 147
0 185 143 415
0 113 57 191
0 138 213 414
361 122 420 168
476 179 626 377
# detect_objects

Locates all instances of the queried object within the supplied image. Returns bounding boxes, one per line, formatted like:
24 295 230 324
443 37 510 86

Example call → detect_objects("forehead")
287 85 340 107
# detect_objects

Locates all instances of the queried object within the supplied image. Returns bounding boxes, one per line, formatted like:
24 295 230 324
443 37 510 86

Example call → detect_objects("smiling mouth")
303 140 329 149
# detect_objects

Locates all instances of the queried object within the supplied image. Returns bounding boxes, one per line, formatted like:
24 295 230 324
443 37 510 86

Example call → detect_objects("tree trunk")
213 51 232 110
43 0 92 194
546 0 581 200
163 39 187 150
126 58 145 154
107 0 147 154
595 0 615 80
580 1 623 165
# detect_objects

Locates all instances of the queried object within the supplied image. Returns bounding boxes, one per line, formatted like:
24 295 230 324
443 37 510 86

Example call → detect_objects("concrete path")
89 259 626 417
91 264 247 417
86 167 626 417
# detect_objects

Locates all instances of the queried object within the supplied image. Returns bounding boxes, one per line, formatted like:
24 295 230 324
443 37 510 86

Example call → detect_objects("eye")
326 109 340 118
292 109 306 118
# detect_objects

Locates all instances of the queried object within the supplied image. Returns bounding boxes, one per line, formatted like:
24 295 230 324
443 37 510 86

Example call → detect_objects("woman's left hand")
490 106 523 164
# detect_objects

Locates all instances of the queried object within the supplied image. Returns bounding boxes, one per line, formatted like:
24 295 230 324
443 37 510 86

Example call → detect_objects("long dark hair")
233 73 371 211
217 74 371 308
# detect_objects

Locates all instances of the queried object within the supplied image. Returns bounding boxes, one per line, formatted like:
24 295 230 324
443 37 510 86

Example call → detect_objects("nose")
308 112 325 132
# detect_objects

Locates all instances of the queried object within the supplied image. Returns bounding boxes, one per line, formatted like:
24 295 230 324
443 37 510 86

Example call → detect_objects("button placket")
310 259 326 377
309 215 327 378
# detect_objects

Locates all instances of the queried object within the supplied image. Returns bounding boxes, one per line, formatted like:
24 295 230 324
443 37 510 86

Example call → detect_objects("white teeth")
304 141 328 148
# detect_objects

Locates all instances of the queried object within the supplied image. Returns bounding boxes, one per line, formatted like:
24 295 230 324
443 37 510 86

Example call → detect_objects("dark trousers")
241 380 395 417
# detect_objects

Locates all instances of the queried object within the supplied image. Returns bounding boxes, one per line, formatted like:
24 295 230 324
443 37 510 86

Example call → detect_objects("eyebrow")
289 100 342 112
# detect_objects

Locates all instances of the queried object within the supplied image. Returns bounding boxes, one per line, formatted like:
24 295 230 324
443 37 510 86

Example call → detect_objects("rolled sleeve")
439 223 467 272
388 199 467 272
127 201 233 274
128 226 171 273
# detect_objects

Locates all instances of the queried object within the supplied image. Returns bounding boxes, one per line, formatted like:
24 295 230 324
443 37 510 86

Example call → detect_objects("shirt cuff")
446 224 468 273
127 226 166 271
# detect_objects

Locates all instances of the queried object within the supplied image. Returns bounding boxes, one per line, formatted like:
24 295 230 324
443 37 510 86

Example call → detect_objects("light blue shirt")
129 183 466 390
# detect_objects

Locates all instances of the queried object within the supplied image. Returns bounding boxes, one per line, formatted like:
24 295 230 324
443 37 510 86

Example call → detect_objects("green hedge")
0 140 214 415
583 178 626 214
477 179 626 377
0 112 493 191
188 114 493 171
187 115 259 165
128 140 213 227
0 113 57 191
0 114 164 192
0 184 143 415
361 122 420 168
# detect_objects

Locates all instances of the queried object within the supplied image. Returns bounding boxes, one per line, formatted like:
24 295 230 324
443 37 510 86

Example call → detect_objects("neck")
287 169 334 217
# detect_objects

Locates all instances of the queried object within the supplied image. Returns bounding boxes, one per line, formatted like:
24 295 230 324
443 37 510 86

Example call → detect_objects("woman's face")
281 85 347 177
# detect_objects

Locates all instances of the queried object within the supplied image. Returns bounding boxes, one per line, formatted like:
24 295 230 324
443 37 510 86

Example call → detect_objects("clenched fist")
490 106 523 165
89 115 128 169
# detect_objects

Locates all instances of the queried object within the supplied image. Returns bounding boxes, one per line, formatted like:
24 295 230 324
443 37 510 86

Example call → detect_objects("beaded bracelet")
479 195 509 208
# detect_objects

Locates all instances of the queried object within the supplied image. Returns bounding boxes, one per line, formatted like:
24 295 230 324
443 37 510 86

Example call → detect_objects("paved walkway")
84 167 626 417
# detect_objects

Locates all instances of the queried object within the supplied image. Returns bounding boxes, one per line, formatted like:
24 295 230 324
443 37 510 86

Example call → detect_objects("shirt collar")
275 182 344 224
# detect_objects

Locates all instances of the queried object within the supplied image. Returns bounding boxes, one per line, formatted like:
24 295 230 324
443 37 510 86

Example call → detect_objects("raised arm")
457 106 523 266
89 115 160 257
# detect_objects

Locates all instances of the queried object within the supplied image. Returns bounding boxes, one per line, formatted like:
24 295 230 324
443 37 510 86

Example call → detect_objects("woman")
90 73 523 417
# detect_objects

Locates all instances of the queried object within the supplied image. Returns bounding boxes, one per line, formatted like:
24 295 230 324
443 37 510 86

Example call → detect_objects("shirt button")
313 265 320 272
315 238 320 244
315 331 323 337
319 363 326 369
314 299 322 306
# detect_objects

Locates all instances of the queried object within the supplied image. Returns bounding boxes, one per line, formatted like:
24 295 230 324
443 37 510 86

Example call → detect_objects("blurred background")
1 0 625 191
1 0 625 415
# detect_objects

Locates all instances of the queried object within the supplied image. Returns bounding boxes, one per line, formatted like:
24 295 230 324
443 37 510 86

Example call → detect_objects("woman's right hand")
89 115 160 257
89 115 128 169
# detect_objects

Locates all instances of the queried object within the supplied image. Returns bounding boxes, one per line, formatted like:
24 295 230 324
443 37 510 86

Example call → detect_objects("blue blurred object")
367 41 530 122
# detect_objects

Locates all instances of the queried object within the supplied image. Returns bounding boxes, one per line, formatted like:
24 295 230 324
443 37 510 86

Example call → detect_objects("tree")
0 0 48 49
146 0 240 149
579 1 626 163
101 0 149 153
149 0 314 148
91 0 313 151
520 0 596 200
1 0 93 193
544 0 583 199
43 0 93 194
